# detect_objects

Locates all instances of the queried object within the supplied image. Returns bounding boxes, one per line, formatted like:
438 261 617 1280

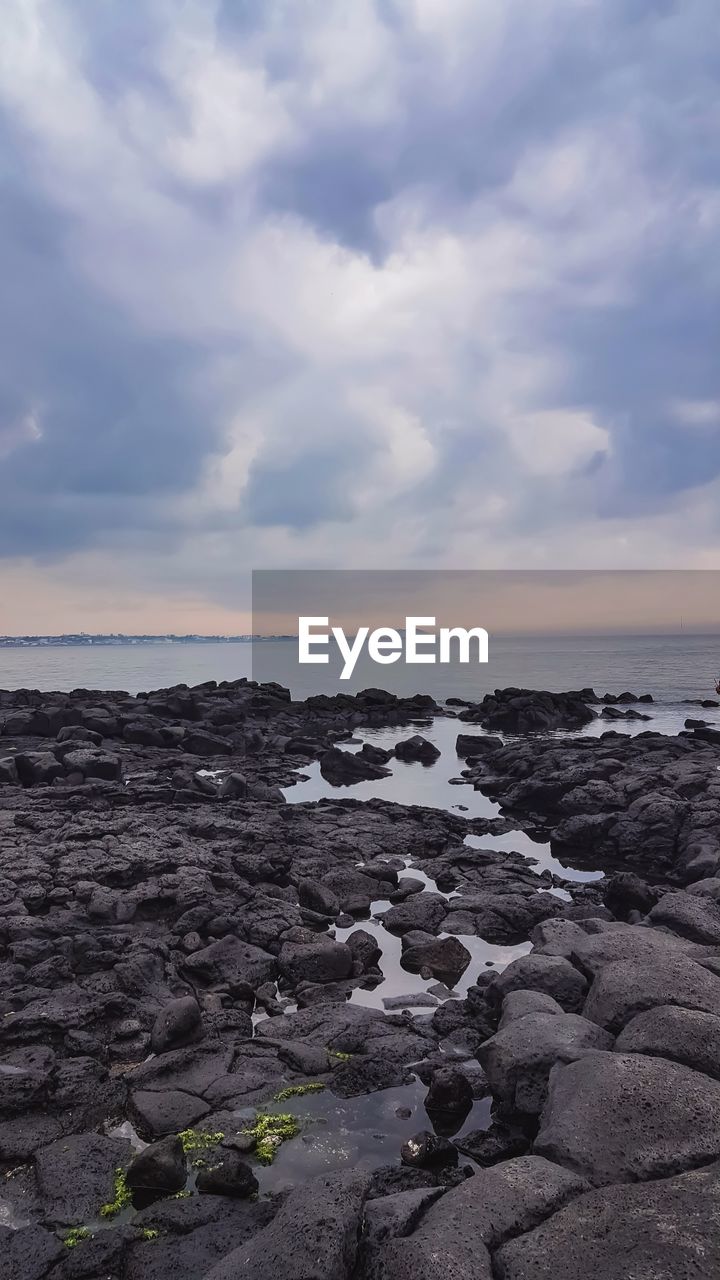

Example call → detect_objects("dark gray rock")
583 953 720 1031
401 934 471 981
499 990 565 1026
394 735 441 763
535 1051 720 1185
488 955 588 1013
151 996 203 1055
372 1156 588 1280
34 1132 132 1225
615 1003 720 1079
495 1160 720 1280
479 1012 613 1117
203 1170 370 1279
401 1131 458 1170
196 1149 259 1198
126 1134 187 1197
279 938 353 985
182 936 277 992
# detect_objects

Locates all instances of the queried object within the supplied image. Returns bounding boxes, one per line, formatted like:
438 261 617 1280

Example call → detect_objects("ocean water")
2 632 720 708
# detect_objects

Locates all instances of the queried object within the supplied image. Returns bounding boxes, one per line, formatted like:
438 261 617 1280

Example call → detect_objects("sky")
2 0 720 634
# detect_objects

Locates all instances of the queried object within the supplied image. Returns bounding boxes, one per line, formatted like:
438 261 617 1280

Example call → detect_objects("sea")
1 633 719 734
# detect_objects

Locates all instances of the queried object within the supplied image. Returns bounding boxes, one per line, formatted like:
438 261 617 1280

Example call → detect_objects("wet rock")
381 894 448 936
454 1121 530 1167
495 1160 720 1280
460 688 595 733
14 751 66 787
401 1130 459 1170
602 871 659 919
151 996 203 1055
130 1088 211 1137
128 1197 278 1280
401 934 471 981
535 1051 720 1185
346 927 382 974
479 1012 613 1117
320 747 391 785
297 879 340 917
126 1134 187 1199
279 938 353 985
196 1149 259 1198
182 730 233 757
394 735 441 764
424 1067 473 1118
203 1170 371 1280
277 1042 330 1074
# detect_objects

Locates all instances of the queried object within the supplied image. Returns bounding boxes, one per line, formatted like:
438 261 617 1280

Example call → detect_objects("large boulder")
488 955 588 1013
615 1004 720 1079
479 1013 613 1117
370 1156 588 1279
648 891 720 944
319 747 391 786
279 938 353 985
582 953 720 1032
495 1160 720 1280
182 936 277 993
534 1051 720 1186
203 1171 371 1280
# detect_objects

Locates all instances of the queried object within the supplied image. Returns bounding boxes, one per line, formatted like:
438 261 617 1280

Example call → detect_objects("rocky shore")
1 680 720 1278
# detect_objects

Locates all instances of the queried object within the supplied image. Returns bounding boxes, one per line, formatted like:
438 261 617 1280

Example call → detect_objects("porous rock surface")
0 682 719 1277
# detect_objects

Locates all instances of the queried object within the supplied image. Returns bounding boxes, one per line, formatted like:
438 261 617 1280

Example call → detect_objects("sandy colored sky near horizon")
6 565 719 638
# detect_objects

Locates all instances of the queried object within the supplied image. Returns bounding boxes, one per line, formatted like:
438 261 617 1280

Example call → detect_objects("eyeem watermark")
298 616 489 680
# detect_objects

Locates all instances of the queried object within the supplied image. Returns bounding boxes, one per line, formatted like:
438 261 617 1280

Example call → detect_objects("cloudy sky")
1 0 720 632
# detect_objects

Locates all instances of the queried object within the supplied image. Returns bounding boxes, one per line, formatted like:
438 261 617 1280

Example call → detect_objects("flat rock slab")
495 1159 720 1280
34 1132 133 1225
203 1170 371 1280
535 1051 720 1186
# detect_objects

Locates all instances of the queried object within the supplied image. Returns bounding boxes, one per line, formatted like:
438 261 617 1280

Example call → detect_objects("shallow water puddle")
252 1081 491 1192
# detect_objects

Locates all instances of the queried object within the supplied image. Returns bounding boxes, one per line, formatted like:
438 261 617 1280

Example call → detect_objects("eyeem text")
298 616 489 680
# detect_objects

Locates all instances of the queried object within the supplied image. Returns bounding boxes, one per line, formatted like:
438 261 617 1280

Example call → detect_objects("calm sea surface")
2 634 719 708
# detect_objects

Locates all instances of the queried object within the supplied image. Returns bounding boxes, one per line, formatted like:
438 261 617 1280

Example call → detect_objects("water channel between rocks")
227 713 600 1190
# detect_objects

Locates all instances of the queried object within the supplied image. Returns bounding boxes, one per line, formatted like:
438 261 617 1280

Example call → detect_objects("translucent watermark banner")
251 569 720 701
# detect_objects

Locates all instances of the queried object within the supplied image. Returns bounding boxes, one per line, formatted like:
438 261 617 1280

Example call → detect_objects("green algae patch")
328 1050 352 1061
274 1083 326 1102
242 1112 300 1165
63 1227 93 1248
141 1228 159 1241
177 1128 225 1156
100 1167 131 1219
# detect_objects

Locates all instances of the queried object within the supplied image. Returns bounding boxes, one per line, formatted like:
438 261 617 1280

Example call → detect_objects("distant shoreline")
0 635 296 649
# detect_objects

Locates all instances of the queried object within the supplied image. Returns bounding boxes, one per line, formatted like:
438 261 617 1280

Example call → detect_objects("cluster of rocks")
2 680 720 1277
457 717 720 881
452 686 653 734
